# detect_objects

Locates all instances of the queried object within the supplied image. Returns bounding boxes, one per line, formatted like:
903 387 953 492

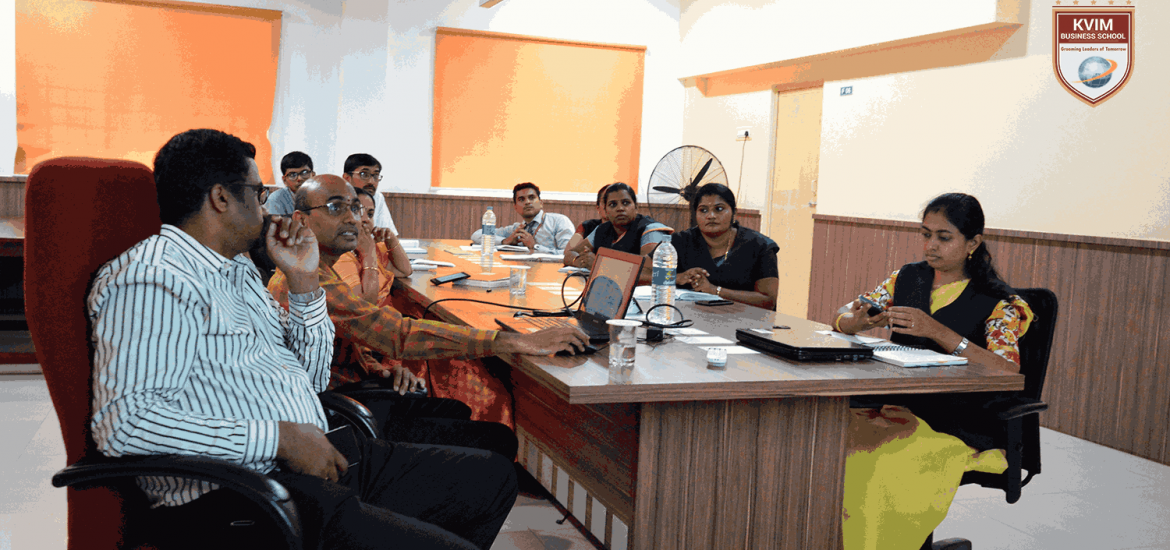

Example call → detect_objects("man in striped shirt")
88 129 528 550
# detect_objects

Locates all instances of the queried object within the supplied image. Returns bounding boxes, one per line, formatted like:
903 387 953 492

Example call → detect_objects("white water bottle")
481 206 496 272
649 241 677 324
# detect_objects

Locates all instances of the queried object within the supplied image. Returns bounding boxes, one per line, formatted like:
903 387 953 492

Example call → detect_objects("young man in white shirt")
470 182 574 254
342 153 398 234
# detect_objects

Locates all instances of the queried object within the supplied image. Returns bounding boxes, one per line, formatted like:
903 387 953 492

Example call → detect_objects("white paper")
677 336 734 345
663 327 708 336
411 259 455 268
698 345 760 355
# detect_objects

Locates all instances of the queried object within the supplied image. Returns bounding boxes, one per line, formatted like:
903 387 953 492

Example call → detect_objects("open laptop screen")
580 248 643 320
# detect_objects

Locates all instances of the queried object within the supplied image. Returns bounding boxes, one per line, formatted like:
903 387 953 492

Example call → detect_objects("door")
766 86 822 318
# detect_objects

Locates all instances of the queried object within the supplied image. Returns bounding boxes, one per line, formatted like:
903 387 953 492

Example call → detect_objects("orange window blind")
432 27 645 194
16 0 281 183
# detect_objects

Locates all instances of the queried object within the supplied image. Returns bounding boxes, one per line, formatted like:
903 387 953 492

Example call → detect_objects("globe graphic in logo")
1078 56 1112 88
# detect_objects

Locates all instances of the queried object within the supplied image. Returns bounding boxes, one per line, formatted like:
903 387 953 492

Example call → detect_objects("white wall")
8 0 684 198
678 0 997 77
677 0 1000 212
1 0 15 176
818 1 1170 242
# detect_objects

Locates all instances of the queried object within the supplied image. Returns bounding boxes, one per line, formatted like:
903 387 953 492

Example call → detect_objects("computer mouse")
556 343 600 357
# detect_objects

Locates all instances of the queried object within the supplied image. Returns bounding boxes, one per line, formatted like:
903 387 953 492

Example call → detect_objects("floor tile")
491 529 547 550
933 500 1040 550
0 376 50 403
975 491 1170 549
500 499 567 533
532 529 600 550
21 413 66 457
0 452 65 515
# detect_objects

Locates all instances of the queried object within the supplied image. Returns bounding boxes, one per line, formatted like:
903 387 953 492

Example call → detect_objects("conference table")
393 240 1024 550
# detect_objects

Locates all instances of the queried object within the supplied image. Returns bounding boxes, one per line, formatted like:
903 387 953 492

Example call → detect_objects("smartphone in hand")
857 295 883 317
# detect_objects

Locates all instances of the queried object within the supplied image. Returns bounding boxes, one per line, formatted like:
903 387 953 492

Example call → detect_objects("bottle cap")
487 206 493 210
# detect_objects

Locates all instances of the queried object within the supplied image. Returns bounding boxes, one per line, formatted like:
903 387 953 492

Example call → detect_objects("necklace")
708 229 736 264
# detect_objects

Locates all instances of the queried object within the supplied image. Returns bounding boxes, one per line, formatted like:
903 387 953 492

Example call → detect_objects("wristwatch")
952 337 969 356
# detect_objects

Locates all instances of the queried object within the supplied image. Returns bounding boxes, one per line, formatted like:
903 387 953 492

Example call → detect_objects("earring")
967 250 974 259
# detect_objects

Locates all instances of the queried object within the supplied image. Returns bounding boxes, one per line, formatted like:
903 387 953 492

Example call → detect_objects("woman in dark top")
672 184 779 310
563 184 610 267
835 193 1036 548
836 192 1035 450
564 182 672 283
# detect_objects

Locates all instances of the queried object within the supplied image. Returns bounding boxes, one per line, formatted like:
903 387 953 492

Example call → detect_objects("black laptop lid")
736 327 873 361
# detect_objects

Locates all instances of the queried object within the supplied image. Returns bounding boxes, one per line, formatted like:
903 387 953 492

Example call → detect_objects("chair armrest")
53 454 302 550
318 391 379 440
982 397 1049 421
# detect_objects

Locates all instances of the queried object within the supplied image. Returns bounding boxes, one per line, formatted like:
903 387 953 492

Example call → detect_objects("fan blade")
651 186 683 194
689 158 713 188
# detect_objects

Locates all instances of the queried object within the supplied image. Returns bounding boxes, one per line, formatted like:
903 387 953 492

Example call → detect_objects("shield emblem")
1053 8 1134 106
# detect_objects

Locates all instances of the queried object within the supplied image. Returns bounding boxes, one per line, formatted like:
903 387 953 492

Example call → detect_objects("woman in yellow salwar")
836 193 1035 550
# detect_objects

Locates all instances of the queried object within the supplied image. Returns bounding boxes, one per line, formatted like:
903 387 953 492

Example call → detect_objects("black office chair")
924 287 1059 550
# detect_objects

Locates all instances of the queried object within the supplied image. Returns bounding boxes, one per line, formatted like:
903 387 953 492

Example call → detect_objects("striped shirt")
88 225 335 508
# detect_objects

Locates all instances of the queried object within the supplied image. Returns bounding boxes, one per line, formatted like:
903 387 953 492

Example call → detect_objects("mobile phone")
697 299 734 306
857 295 883 317
431 272 471 286
325 425 362 467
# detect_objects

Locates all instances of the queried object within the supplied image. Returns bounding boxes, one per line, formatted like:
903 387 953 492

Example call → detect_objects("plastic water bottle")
480 206 496 272
649 241 677 324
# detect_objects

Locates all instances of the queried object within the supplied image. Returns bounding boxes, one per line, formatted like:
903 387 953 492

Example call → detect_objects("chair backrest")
25 157 161 550
1014 288 1059 401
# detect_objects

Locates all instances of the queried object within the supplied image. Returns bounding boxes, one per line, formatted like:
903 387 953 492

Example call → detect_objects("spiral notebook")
818 331 968 368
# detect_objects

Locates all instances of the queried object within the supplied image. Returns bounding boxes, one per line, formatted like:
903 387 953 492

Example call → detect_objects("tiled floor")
3 373 1169 550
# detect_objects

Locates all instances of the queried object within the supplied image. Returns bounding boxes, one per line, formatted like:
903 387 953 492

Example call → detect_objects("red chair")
23 157 380 549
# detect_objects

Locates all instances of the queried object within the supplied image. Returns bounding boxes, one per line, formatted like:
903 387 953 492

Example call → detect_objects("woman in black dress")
672 184 779 310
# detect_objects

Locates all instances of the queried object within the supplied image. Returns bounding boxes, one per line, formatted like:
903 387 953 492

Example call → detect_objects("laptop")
735 325 874 362
496 247 646 343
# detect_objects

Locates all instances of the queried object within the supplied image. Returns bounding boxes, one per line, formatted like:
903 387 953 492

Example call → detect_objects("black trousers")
333 386 519 461
146 438 517 550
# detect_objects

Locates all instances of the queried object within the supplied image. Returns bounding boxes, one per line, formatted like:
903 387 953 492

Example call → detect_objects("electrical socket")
736 128 751 141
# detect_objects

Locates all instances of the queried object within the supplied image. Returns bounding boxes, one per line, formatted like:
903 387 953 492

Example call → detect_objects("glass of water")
606 319 641 384
507 265 530 296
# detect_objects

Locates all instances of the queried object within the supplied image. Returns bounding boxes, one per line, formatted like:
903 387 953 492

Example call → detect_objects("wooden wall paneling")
806 218 832 320
1027 239 1082 435
382 192 760 241
749 397 846 550
1158 264 1170 464
0 179 25 217
1071 243 1132 445
632 403 661 549
682 401 723 547
711 400 760 549
651 401 693 550
1112 248 1169 461
511 366 639 520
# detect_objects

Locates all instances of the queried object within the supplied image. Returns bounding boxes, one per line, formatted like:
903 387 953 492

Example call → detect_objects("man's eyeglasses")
348 171 383 183
283 169 314 181
298 200 362 217
231 183 270 205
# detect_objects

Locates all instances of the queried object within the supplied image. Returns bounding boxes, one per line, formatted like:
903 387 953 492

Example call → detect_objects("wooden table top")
396 240 1025 404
